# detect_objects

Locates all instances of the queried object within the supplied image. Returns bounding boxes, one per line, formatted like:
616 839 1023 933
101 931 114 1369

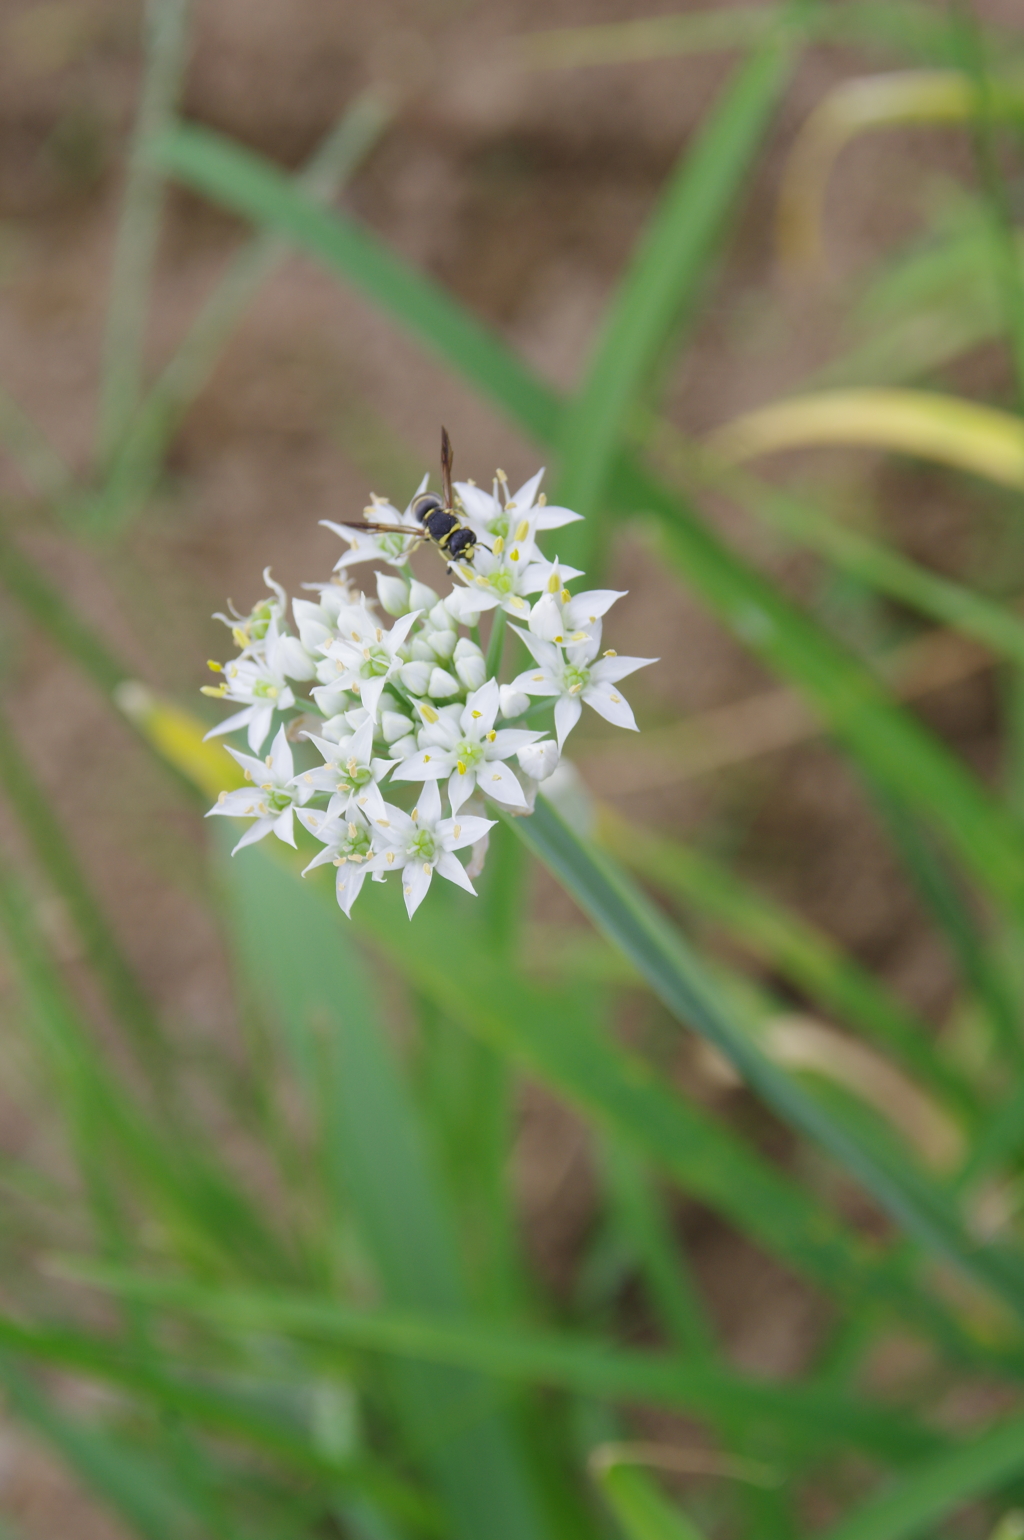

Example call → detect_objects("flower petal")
231 818 275 854
246 704 275 753
583 679 638 731
554 694 583 748
415 778 442 826
479 759 526 807
203 705 255 742
272 807 296 846
434 850 477 896
402 860 433 918
268 725 294 783
489 728 544 756
437 815 495 850
392 748 449 782
461 678 499 735
447 766 477 815
336 862 369 918
510 666 558 699
591 653 659 684
509 625 561 671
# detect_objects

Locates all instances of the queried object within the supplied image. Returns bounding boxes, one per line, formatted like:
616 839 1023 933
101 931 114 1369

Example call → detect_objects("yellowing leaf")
704 387 1024 488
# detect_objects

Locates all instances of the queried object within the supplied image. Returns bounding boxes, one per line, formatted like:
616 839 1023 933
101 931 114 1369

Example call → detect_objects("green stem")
484 608 508 680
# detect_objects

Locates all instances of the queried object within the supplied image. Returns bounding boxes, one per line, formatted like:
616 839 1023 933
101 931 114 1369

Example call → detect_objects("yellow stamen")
493 536 505 555
304 772 313 783
218 790 227 804
412 809 419 821
547 572 560 594
512 596 526 608
334 857 344 866
348 822 357 837
604 649 617 657
420 703 439 723
533 674 544 682
510 549 520 562
231 626 247 649
387 850 395 864
423 862 431 874
200 684 227 697
244 770 253 781
375 628 383 642
349 852 363 863
267 686 279 698
496 468 508 482
453 824 461 838
515 520 529 541
569 683 583 695
471 709 482 718
554 634 564 644
610 694 621 703
265 754 273 766
207 659 223 672
457 760 467 775
561 588 570 603
538 492 547 506
351 630 360 641
492 773 501 781
487 730 496 742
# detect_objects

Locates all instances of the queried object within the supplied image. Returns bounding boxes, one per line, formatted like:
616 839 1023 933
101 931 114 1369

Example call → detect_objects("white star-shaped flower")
445 526 583 625
206 727 312 853
203 617 315 752
291 716 394 822
213 567 288 656
321 476 428 571
527 563 627 646
366 780 495 918
391 679 543 813
320 604 422 722
454 467 582 543
510 621 658 748
295 804 378 917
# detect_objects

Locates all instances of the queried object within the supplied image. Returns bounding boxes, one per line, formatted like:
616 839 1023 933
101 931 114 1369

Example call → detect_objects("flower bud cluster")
203 461 656 918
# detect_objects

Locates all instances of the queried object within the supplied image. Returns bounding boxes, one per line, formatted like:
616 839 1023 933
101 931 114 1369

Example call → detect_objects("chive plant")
6 5 1024 1540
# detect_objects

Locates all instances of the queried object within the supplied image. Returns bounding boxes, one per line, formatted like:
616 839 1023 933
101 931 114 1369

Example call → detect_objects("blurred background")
6 1 1024 1537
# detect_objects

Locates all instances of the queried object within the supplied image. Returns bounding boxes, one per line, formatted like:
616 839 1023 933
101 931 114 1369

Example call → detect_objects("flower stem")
484 608 507 680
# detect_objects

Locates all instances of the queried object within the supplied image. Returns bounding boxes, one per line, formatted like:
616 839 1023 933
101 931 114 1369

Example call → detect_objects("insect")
336 427 485 570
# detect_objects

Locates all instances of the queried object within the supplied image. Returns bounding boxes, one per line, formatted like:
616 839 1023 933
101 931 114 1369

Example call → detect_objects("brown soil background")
1 0 1022 1532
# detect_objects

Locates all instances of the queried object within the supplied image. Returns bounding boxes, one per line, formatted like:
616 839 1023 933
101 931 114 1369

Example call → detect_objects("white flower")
292 582 357 655
446 525 582 623
517 739 560 783
295 805 377 918
292 716 394 822
452 637 486 692
322 477 428 571
510 621 657 748
366 780 494 918
499 684 530 719
321 605 421 721
213 567 288 655
528 564 627 646
454 467 582 542
375 572 410 617
392 678 543 813
203 617 303 752
206 727 311 853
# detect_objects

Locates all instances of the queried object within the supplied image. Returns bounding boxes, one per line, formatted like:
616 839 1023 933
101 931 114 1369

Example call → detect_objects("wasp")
336 427 485 570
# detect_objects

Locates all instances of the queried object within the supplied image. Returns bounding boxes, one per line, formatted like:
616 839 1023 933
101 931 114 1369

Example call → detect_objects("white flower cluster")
202 462 656 918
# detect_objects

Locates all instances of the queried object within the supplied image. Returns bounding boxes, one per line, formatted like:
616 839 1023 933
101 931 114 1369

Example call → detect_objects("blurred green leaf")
594 1458 707 1540
0 1354 193 1540
553 25 797 569
219 836 555 1540
823 1411 1024 1540
65 1266 944 1463
512 796 1024 1320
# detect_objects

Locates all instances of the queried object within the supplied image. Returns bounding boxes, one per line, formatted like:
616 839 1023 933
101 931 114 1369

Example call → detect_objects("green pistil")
563 663 589 694
409 829 436 864
361 647 391 678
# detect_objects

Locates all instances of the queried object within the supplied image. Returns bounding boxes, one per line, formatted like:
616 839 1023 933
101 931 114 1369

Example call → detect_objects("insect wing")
440 425 454 511
335 520 424 538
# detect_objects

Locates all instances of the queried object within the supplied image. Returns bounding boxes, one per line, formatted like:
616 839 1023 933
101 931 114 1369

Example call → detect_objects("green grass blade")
219 837 555 1540
0 697 168 1080
0 384 73 501
553 28 797 569
97 0 192 463
598 809 975 1119
147 123 558 443
93 87 393 532
822 1411 1024 1540
63 1267 944 1463
599 1141 716 1361
659 440 1024 671
0 1314 438 1530
511 796 1024 1321
595 1458 707 1540
0 1354 191 1540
